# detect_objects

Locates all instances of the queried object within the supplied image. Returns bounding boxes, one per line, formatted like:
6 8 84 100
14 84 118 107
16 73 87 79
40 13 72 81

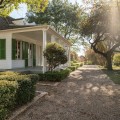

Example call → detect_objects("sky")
10 0 84 56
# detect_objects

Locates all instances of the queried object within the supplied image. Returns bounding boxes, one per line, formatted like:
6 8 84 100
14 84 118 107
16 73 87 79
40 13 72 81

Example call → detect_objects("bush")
68 66 76 71
0 71 20 76
38 73 45 81
113 53 120 66
38 69 70 82
0 73 38 106
86 61 93 65
0 80 18 120
44 42 67 71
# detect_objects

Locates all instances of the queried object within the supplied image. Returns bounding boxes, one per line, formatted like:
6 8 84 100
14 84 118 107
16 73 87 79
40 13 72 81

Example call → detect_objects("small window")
12 39 22 60
0 39 6 59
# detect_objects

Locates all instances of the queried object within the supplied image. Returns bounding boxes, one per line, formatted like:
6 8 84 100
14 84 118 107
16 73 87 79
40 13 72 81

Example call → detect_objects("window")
12 39 22 60
16 41 22 59
0 39 6 59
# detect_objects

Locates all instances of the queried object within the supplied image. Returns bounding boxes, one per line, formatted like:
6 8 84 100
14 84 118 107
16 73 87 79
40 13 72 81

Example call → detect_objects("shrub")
0 73 37 106
68 66 76 71
38 69 70 82
0 71 20 76
44 42 67 71
38 73 45 81
86 61 93 65
27 74 39 84
113 53 120 66
0 80 18 120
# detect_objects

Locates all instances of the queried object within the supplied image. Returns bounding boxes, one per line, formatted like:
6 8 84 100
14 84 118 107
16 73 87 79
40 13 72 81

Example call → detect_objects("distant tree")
44 43 67 71
0 0 48 16
80 2 120 70
85 48 106 66
70 51 79 61
26 0 82 49
113 53 120 66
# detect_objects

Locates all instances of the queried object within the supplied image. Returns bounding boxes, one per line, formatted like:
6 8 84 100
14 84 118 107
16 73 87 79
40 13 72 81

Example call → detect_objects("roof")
0 16 33 30
0 17 71 46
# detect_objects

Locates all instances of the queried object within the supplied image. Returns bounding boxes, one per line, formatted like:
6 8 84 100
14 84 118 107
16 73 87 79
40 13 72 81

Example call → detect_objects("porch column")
42 30 47 73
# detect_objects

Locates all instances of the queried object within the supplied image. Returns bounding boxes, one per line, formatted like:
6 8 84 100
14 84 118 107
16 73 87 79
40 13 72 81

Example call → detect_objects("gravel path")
15 65 120 120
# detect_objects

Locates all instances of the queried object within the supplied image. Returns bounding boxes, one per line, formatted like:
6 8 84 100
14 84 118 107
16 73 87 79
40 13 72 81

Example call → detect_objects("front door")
28 44 33 67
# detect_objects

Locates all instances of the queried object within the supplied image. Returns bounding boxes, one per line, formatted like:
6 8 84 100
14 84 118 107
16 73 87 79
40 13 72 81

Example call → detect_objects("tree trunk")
106 54 113 70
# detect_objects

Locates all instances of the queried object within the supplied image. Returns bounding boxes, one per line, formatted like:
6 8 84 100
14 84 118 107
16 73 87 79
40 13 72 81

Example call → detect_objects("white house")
0 17 71 73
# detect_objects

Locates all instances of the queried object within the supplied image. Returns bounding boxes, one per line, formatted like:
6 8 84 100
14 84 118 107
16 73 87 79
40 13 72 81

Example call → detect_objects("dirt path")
15 65 120 120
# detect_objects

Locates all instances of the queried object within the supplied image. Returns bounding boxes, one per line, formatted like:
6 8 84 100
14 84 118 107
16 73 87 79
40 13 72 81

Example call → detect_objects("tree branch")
109 41 120 53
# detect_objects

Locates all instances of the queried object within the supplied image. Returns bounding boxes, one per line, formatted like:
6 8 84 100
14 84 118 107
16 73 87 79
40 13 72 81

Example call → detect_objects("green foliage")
0 71 20 76
113 53 120 66
27 0 82 49
44 43 67 71
0 0 48 16
0 73 38 106
0 72 38 119
0 80 18 120
80 2 120 70
68 66 76 71
86 61 93 65
38 69 70 82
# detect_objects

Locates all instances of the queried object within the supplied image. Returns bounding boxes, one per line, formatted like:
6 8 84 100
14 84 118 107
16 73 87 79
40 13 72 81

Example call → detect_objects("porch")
0 25 71 73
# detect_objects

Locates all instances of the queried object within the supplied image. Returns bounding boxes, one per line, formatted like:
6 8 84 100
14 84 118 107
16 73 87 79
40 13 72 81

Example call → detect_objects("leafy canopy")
26 0 82 51
80 2 120 70
113 53 120 66
0 0 48 16
44 43 67 71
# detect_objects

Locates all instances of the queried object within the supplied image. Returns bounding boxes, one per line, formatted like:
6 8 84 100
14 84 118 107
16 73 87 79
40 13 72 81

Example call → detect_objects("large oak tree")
80 2 120 70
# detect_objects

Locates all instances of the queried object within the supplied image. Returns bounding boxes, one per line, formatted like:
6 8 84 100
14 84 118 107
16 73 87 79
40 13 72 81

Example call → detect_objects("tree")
85 48 106 66
70 51 79 61
44 43 67 72
26 0 82 48
113 53 120 66
0 0 48 16
80 2 120 70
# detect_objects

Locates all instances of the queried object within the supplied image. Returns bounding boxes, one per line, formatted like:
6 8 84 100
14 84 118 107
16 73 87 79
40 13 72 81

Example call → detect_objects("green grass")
103 70 120 84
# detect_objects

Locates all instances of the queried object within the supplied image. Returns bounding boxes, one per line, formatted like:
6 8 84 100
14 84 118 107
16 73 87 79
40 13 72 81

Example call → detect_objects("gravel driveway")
15 65 120 120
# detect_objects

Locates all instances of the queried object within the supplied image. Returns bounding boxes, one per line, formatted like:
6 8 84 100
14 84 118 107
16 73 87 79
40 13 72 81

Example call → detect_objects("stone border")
37 82 60 87
8 91 48 120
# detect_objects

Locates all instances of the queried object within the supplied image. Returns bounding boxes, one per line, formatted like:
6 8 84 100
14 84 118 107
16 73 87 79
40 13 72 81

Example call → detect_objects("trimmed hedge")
38 69 70 82
0 74 39 106
0 72 39 119
68 66 76 71
0 80 18 120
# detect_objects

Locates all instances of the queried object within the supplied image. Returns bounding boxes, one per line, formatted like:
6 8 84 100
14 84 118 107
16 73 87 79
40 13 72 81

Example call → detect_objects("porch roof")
0 25 72 46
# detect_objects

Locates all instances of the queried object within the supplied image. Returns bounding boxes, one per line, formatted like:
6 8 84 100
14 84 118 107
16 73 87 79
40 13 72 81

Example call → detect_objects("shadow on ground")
14 66 120 120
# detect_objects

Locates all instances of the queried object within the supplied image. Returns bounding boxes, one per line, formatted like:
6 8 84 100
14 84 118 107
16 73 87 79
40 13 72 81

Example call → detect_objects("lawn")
103 69 120 84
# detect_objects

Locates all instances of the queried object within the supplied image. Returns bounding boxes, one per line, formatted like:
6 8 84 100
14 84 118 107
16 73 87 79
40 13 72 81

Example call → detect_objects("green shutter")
0 39 6 59
33 44 36 66
22 41 28 67
12 39 17 60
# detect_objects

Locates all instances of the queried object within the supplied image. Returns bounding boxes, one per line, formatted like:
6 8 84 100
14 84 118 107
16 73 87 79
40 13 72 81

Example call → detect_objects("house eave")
0 25 71 46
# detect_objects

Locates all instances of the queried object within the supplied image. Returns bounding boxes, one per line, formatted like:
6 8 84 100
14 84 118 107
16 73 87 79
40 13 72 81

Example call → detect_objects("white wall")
12 60 25 68
0 33 12 69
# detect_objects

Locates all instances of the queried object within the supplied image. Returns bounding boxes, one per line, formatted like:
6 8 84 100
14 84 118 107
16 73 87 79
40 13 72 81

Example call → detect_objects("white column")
6 33 12 69
42 30 47 73
51 35 56 42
